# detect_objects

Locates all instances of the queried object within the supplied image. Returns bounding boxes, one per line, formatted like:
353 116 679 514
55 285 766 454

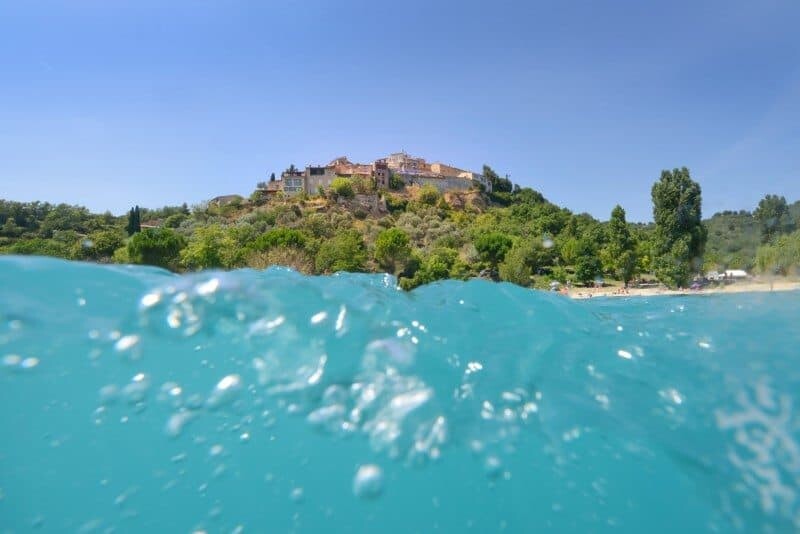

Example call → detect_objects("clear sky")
1 0 798 222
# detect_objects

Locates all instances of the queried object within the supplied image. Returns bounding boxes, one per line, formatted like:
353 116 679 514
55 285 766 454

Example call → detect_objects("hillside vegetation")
1 169 798 289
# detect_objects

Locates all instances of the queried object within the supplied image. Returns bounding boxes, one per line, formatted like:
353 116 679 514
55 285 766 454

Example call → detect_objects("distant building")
259 151 493 196
278 169 305 196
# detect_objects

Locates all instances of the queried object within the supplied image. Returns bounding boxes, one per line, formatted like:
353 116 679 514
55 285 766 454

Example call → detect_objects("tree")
180 225 242 270
285 164 297 175
602 205 638 283
330 177 355 199
474 232 513 267
76 229 125 260
126 206 141 236
755 229 800 275
483 165 513 193
754 194 794 243
498 242 533 286
651 168 707 288
315 230 367 273
270 172 276 182
127 228 186 270
574 237 602 286
1 217 21 237
374 228 411 274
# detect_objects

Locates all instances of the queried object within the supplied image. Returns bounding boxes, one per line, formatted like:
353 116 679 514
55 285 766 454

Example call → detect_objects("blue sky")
1 0 798 222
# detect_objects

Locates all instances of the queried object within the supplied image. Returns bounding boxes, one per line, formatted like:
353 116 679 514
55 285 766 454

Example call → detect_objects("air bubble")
290 487 304 503
98 384 119 404
353 464 384 499
2 354 21 369
122 373 150 403
484 455 503 479
115 335 140 352
206 374 243 410
165 411 194 438
20 357 39 369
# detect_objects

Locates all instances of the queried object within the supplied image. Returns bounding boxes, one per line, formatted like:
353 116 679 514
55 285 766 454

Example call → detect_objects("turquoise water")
1 256 799 533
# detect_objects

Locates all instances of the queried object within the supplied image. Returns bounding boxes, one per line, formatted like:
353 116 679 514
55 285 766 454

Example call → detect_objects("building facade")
261 152 492 196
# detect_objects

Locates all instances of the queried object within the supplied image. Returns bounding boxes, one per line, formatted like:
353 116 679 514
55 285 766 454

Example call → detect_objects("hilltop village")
255 151 493 198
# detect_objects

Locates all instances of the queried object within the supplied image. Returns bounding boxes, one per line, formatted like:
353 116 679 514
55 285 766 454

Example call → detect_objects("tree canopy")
651 168 707 288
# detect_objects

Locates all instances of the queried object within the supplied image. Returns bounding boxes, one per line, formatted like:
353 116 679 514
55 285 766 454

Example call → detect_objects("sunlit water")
1 256 799 533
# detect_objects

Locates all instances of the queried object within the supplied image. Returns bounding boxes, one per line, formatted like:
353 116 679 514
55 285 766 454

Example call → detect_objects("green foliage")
251 228 307 252
498 242 532 286
574 237 602 286
474 232 513 267
601 205 637 282
331 177 355 199
754 194 795 243
399 247 468 290
374 228 411 274
385 195 407 214
126 206 141 236
7 238 73 258
75 229 126 261
483 165 513 193
315 230 367 273
164 213 188 228
127 228 186 270
417 185 441 206
389 173 404 190
755 229 800 275
651 167 707 288
180 225 243 270
703 210 759 271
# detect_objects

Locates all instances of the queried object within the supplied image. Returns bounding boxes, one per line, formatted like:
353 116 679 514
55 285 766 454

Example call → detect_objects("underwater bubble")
353 464 384 499
2 354 21 369
20 357 39 370
617 349 633 360
98 384 119 405
206 374 243 410
239 432 250 443
310 311 327 324
290 487 304 503
196 278 220 296
122 373 150 403
209 444 224 457
484 455 503 479
140 291 161 308
659 388 684 405
115 335 140 352
165 411 195 438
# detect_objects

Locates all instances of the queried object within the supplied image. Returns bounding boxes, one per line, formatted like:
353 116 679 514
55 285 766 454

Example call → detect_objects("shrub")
374 228 411 274
315 230 367 273
127 228 186 270
250 228 307 252
331 177 355 199
418 185 441 206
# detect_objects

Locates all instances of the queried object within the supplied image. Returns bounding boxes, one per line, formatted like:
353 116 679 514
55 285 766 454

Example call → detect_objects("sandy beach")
567 279 800 299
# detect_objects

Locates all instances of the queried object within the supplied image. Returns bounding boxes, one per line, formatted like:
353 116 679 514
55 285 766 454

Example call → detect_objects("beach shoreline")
566 280 800 300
